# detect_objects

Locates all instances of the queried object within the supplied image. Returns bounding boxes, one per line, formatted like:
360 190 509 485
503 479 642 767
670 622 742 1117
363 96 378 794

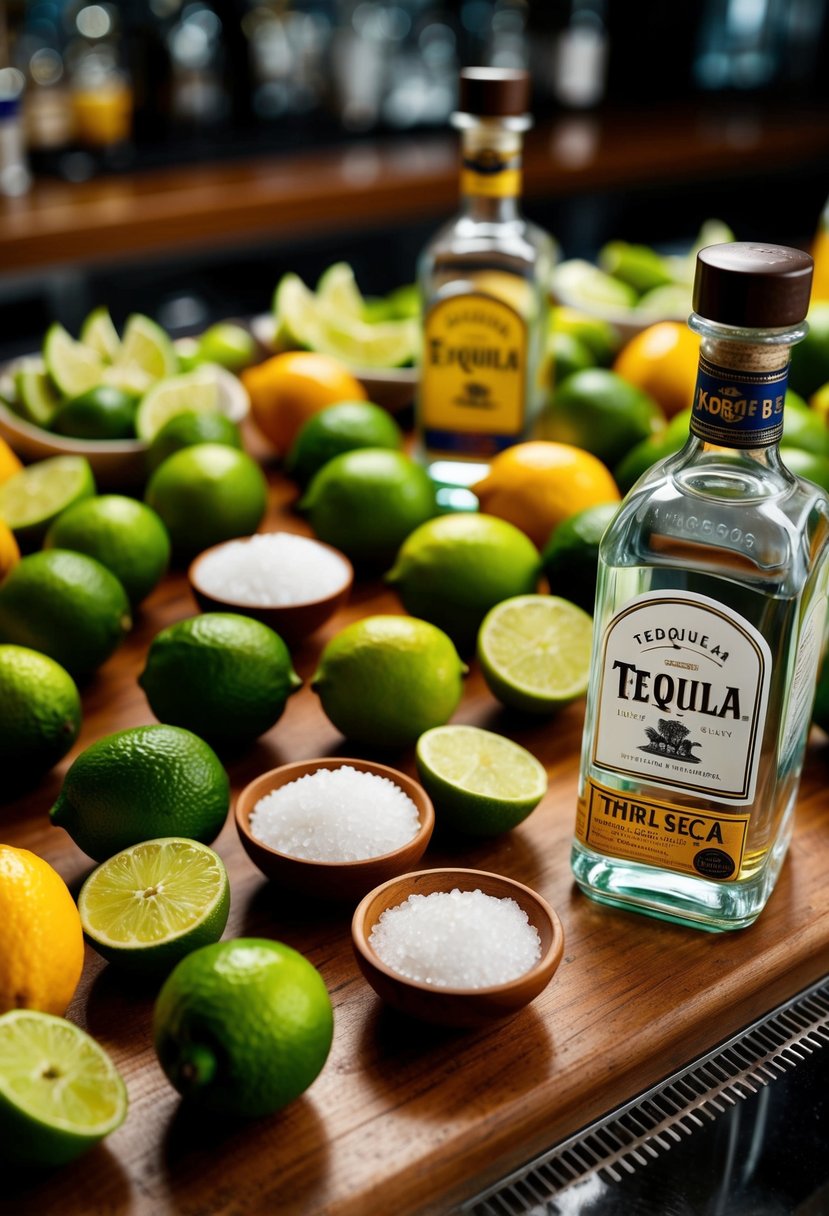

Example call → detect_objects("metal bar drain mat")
459 974 829 1216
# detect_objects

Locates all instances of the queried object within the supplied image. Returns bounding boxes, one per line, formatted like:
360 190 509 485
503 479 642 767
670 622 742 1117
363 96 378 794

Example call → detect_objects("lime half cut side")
135 370 222 442
0 1009 127 1167
0 455 96 549
78 837 230 974
416 723 547 835
477 594 594 714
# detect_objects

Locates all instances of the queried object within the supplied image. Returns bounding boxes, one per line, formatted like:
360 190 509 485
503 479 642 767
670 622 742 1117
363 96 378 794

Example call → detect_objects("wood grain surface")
2 107 829 274
3 436 829 1216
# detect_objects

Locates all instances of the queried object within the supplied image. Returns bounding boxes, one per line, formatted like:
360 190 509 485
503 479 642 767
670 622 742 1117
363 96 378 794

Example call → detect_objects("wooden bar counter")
2 106 829 276
4 446 829 1216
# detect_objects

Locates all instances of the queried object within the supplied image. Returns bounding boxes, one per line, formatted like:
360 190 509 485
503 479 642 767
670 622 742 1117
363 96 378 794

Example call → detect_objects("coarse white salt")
249 765 420 862
195 532 350 606
369 888 542 989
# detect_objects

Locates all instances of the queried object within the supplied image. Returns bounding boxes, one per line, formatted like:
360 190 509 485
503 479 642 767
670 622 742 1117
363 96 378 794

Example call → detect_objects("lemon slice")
0 1010 127 1167
416 724 547 835
115 314 177 383
275 274 419 369
135 369 222 442
477 594 594 713
78 837 230 975
0 455 96 548
43 324 103 398
80 307 121 363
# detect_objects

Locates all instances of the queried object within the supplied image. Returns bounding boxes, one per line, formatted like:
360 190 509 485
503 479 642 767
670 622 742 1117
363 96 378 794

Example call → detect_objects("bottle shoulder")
421 212 554 267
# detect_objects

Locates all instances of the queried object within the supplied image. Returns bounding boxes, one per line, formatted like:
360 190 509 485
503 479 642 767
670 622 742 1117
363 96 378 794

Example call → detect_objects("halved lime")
80 307 121 363
551 260 637 312
114 314 177 384
78 838 230 974
416 724 547 835
13 364 62 428
43 324 103 398
135 369 221 442
276 274 419 369
316 262 366 318
0 1009 127 1167
477 594 594 713
0 455 96 549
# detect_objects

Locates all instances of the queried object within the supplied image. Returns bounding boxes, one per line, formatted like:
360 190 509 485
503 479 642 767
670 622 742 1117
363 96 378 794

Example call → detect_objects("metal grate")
460 974 829 1216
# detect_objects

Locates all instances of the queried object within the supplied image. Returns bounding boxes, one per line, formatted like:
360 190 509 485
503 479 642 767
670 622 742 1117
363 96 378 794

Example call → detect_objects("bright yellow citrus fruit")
243 351 366 455
0 846 84 1017
0 439 22 486
0 521 19 581
472 442 620 550
613 322 700 418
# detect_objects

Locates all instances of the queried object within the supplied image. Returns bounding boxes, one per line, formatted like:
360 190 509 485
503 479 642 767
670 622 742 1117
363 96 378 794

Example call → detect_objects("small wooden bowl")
351 868 564 1028
188 534 353 646
235 758 435 901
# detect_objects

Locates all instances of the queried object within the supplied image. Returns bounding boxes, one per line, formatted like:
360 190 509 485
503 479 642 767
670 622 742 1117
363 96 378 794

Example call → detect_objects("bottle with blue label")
415 67 555 508
573 242 829 931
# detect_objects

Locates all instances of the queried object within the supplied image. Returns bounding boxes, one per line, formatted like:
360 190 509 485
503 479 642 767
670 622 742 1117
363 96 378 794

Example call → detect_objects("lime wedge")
134 369 222 442
13 364 62 428
100 364 154 396
416 724 547 835
78 838 230 975
477 594 594 713
0 1009 127 1167
0 455 96 549
316 262 366 319
80 308 121 363
551 260 638 312
43 324 103 398
276 274 418 369
115 314 177 384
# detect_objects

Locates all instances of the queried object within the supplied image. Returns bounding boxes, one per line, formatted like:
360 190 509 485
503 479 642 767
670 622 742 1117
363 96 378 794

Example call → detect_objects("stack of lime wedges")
272 263 419 369
3 310 232 444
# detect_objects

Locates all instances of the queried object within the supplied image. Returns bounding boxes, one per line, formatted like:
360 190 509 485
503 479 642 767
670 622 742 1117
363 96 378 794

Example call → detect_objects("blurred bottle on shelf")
0 66 33 196
242 1 331 126
67 4 133 153
15 0 74 161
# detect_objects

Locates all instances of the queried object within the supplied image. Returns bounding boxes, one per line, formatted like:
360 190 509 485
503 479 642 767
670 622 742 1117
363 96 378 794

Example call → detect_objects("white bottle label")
592 591 771 805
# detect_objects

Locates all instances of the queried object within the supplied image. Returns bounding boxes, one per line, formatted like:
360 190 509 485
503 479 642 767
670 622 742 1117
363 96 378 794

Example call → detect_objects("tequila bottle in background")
415 67 555 508
573 243 829 932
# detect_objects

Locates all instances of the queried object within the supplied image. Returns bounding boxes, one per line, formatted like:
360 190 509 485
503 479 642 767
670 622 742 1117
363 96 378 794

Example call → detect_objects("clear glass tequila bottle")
573 243 829 931
415 68 555 509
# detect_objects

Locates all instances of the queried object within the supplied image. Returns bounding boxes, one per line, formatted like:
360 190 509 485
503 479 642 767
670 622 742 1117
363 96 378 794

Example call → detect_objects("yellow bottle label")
420 292 527 456
460 167 522 198
576 777 750 881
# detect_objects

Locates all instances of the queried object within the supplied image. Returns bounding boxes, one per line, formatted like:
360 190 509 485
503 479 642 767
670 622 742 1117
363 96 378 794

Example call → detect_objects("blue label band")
690 354 788 448
422 427 519 456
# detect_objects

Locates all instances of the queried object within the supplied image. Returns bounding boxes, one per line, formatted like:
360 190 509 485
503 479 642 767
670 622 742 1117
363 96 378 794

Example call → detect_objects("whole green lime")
153 938 333 1116
51 386 137 441
547 330 596 387
299 449 436 566
285 401 402 486
312 614 466 748
146 411 242 476
540 369 664 469
780 447 829 493
50 724 230 861
196 323 256 372
44 495 170 607
139 613 302 746
541 502 619 612
789 304 829 398
614 430 685 494
549 306 621 365
781 391 829 456
0 550 131 677
0 645 81 786
386 513 540 652
145 444 268 557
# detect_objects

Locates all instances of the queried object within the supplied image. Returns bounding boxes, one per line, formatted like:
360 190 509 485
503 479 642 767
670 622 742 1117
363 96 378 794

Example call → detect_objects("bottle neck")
685 314 807 455
457 118 524 222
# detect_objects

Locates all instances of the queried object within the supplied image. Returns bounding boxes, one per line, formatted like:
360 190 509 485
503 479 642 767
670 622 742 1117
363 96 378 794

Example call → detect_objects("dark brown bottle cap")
693 242 813 328
458 68 530 118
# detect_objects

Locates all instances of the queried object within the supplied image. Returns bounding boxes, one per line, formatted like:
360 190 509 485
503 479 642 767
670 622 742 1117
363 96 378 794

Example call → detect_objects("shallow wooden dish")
351 867 564 1028
249 314 417 414
0 360 249 488
235 758 435 901
188 533 353 645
